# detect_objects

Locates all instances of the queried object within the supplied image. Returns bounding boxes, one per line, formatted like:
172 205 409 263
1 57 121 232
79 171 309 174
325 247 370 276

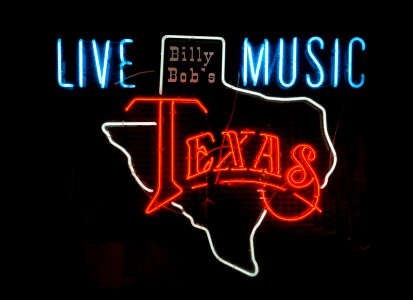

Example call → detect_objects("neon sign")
57 38 136 88
101 96 323 276
106 97 321 220
242 36 366 89
97 35 339 277
57 36 366 89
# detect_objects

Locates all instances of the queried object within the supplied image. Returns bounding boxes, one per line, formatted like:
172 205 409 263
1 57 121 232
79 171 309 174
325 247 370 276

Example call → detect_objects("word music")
242 37 366 88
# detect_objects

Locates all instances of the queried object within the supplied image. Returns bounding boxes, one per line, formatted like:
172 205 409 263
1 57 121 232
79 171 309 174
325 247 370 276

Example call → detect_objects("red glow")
124 97 322 221
191 183 209 190
293 192 322 213
124 97 208 214
286 144 318 189
145 101 183 214
250 133 281 178
219 179 286 191
125 97 208 113
214 130 255 172
260 144 321 221
186 132 215 180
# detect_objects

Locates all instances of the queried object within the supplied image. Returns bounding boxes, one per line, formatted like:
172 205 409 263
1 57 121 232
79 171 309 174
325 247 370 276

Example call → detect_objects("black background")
14 3 405 298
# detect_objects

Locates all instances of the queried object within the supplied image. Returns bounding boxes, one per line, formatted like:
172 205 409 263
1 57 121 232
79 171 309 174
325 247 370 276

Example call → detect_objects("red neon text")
125 97 321 221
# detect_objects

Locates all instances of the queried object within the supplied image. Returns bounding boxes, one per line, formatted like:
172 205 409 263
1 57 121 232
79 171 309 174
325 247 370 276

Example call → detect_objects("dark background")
15 4 403 298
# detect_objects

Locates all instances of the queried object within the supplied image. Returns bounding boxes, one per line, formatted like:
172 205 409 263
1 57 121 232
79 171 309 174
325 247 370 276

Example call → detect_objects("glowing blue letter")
57 38 74 88
306 37 325 88
277 38 297 88
92 39 111 88
119 39 135 88
348 37 365 88
332 38 339 87
78 39 84 88
242 38 268 86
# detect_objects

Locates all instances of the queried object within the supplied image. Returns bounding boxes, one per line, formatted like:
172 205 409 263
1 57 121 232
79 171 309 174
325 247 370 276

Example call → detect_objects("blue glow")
348 37 365 88
92 39 111 88
332 39 339 87
119 39 135 88
277 38 297 88
78 39 84 88
57 38 74 88
306 37 325 88
264 39 269 85
243 38 247 86
242 38 268 86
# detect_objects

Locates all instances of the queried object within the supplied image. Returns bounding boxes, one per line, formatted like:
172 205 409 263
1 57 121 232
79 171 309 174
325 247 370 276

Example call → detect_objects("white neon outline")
102 35 339 277
101 121 157 193
159 35 337 189
171 201 266 277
